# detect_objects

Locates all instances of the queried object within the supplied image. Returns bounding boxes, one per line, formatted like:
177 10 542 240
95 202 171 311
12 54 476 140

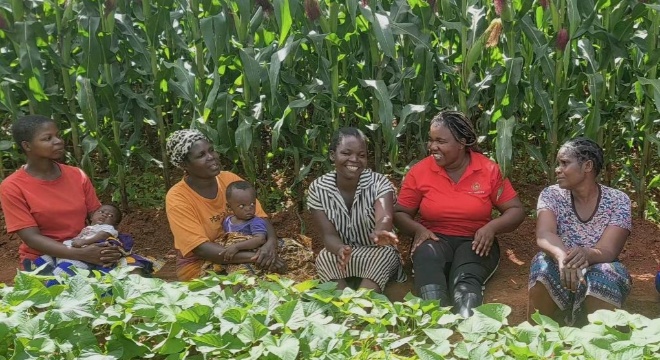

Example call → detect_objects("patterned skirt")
528 252 632 325
315 245 406 291
201 234 316 283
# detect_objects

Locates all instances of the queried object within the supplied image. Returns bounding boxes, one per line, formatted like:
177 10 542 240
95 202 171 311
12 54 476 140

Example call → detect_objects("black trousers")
412 234 500 306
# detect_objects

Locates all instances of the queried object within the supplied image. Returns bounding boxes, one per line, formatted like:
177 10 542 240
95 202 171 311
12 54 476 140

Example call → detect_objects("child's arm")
222 233 267 260
71 231 113 247
233 233 267 250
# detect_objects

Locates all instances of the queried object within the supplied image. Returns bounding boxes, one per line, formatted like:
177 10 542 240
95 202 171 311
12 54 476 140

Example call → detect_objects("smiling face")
227 187 257 221
427 123 465 168
22 121 65 161
330 135 367 181
90 205 121 226
555 146 593 189
182 139 221 179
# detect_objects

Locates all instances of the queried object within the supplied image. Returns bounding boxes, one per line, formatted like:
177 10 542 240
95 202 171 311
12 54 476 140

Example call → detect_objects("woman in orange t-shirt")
394 111 525 317
165 129 286 280
0 115 122 273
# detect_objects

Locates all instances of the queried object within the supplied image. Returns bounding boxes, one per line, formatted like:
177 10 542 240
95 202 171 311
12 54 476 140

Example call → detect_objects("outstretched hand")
370 230 399 246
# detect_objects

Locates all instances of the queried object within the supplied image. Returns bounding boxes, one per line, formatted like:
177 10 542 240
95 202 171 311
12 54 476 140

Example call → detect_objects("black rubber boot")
454 292 479 317
419 284 450 306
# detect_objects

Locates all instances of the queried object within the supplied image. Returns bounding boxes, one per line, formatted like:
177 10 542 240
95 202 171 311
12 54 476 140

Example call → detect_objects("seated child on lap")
203 181 271 275
221 181 268 259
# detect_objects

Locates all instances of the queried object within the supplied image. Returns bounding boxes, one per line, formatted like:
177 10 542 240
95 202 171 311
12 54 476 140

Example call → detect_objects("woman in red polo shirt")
394 111 525 317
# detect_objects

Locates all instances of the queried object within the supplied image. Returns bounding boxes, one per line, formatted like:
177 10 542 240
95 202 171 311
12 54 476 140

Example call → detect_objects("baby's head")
90 204 122 227
226 181 257 221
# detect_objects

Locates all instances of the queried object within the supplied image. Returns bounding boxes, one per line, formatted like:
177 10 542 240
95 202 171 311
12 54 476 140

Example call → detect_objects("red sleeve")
80 168 101 213
0 179 38 233
396 168 422 210
489 165 517 206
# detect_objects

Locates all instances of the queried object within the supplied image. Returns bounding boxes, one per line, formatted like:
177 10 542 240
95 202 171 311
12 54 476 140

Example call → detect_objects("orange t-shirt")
165 171 267 281
0 164 101 263
396 152 517 237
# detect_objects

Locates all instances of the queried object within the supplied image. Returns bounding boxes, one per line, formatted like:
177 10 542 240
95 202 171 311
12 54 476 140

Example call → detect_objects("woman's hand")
272 256 287 273
370 230 399 246
336 245 352 273
557 253 584 292
411 228 439 254
80 242 122 266
564 246 589 269
221 245 240 261
561 267 584 292
472 224 496 257
252 240 277 269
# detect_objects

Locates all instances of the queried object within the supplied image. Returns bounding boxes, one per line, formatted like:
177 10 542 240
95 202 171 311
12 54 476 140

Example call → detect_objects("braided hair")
429 111 479 150
559 137 604 176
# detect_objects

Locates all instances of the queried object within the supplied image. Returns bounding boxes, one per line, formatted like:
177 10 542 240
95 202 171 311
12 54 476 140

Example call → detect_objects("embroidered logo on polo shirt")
469 182 485 194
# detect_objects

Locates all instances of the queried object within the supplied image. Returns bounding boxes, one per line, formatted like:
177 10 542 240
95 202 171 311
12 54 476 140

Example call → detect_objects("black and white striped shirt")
307 169 395 245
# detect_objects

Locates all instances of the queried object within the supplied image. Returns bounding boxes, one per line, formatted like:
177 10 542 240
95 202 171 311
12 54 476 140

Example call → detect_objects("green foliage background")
0 0 659 215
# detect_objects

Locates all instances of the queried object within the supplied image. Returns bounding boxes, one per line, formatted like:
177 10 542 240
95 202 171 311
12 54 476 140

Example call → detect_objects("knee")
315 249 335 264
412 241 447 264
584 295 617 312
382 248 401 264
528 283 548 302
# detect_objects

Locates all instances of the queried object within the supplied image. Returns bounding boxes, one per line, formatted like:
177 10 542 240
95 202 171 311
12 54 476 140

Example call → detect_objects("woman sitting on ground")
0 115 123 275
394 110 525 316
165 129 289 281
307 127 405 293
528 137 632 325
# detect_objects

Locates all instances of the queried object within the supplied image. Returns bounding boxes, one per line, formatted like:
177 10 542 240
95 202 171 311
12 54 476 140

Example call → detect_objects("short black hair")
105 203 123 225
226 181 256 200
11 115 56 153
560 137 604 176
429 111 478 150
329 127 367 152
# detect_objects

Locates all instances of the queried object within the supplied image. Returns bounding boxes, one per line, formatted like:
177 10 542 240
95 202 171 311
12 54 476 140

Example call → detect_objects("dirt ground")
1 203 658 325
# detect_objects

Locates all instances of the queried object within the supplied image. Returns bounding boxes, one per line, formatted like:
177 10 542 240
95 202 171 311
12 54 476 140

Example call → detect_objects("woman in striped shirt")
307 127 405 292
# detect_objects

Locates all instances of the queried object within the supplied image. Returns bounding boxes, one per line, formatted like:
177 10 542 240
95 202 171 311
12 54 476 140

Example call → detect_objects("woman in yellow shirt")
165 129 285 280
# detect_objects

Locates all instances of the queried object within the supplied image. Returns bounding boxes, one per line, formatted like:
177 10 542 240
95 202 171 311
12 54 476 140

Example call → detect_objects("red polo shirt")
397 152 517 237
0 164 101 263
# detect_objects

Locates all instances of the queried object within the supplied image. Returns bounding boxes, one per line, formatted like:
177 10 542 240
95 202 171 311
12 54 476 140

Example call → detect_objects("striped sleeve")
306 177 324 210
373 173 395 201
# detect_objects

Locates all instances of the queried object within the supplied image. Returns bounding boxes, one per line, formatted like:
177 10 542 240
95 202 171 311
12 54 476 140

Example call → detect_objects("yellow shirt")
165 172 267 281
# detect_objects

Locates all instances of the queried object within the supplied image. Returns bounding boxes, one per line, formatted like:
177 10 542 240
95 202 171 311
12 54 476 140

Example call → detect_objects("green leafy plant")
1 270 659 359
